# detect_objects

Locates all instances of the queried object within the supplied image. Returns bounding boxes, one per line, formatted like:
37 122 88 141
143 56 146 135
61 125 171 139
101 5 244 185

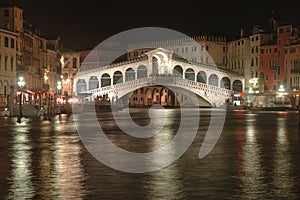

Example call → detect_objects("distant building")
285 43 300 91
127 35 227 70
0 28 17 105
0 3 62 109
260 43 278 92
227 33 251 91
61 49 81 96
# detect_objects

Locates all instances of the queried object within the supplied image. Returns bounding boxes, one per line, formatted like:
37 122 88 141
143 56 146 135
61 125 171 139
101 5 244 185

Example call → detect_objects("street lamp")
17 76 25 123
57 81 62 115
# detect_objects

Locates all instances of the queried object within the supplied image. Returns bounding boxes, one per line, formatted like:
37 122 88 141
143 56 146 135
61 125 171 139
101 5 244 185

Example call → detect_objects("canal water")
0 108 300 199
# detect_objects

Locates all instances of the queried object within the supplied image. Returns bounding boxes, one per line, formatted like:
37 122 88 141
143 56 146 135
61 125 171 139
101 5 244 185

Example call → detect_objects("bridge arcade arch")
74 48 244 107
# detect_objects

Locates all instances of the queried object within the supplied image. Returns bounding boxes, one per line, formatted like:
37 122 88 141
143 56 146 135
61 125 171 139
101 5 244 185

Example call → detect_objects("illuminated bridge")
73 48 244 107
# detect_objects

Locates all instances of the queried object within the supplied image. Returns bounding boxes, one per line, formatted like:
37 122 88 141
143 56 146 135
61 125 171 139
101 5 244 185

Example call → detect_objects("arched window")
76 79 87 93
125 68 135 81
185 68 195 81
197 71 206 83
113 71 123 84
233 80 243 92
89 76 99 90
173 65 183 78
220 77 230 89
137 65 147 79
208 74 219 87
101 73 111 87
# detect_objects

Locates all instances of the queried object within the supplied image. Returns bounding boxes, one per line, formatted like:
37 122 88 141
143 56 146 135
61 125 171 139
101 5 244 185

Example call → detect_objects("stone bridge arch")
88 76 232 107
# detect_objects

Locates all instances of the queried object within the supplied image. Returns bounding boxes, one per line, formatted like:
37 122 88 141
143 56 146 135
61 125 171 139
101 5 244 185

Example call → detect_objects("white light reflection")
241 113 265 197
8 118 35 199
52 116 86 199
148 109 185 199
272 115 293 197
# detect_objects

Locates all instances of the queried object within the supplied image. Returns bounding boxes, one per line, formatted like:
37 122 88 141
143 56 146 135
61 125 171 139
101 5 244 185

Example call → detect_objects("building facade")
61 49 81 96
227 35 251 91
0 4 62 111
0 28 17 105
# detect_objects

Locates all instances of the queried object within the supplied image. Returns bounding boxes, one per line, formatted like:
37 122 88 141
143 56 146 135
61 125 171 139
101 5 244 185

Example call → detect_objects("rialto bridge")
74 48 244 107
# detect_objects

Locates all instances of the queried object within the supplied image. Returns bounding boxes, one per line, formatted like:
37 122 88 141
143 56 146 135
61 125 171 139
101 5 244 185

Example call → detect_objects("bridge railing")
84 75 232 98
153 76 232 96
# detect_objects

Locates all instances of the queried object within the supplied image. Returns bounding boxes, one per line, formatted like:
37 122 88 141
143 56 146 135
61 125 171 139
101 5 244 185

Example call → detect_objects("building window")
4 9 9 17
206 46 209 51
4 37 9 47
133 52 138 57
290 47 296 54
5 56 8 71
279 28 284 33
10 38 15 49
261 49 264 54
274 75 277 80
11 57 14 71
72 58 77 68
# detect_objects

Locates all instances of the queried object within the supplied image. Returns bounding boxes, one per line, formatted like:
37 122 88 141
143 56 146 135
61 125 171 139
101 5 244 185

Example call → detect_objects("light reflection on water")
0 110 300 199
8 118 35 200
5 115 85 200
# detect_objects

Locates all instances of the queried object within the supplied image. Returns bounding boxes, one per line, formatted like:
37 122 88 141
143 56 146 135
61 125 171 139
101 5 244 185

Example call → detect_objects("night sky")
2 0 299 50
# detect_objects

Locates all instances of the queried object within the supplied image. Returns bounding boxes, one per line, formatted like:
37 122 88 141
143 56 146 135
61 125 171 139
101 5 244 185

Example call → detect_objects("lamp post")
17 76 25 123
57 81 62 115
278 85 287 105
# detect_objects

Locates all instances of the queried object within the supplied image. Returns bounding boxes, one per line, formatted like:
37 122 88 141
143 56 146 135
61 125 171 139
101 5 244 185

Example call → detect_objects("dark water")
0 109 300 200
